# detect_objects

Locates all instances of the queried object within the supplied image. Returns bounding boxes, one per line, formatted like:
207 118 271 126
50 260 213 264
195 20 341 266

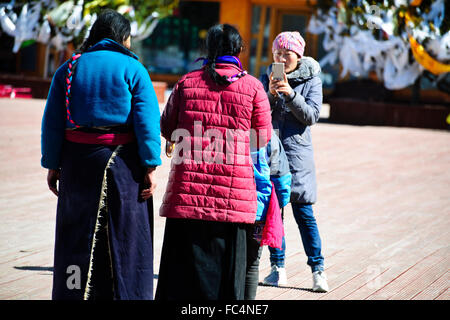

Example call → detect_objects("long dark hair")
205 24 243 85
64 10 131 128
78 9 131 52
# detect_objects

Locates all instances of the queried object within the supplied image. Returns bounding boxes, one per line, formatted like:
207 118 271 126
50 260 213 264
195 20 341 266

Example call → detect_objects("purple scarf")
195 55 247 83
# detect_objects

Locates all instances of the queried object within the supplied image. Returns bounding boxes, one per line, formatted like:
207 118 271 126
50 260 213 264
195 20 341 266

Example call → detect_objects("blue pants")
269 203 324 272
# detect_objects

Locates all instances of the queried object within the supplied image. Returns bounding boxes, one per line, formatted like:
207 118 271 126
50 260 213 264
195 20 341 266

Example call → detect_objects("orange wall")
179 0 315 72
218 0 252 69
216 0 316 69
252 0 316 7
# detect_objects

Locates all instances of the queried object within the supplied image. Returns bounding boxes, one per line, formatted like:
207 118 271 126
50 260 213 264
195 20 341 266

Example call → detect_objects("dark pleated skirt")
155 218 250 300
52 141 154 300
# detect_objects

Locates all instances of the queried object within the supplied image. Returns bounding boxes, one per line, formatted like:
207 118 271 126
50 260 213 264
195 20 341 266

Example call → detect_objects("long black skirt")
155 218 250 300
52 141 154 300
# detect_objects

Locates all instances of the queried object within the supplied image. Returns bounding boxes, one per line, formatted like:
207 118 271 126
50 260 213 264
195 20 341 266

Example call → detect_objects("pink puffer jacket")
160 63 272 224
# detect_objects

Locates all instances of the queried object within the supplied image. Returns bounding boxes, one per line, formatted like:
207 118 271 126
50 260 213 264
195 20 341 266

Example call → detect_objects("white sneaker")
312 271 329 292
263 265 287 286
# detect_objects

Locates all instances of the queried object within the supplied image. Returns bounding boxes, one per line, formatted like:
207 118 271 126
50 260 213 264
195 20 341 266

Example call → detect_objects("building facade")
139 0 337 87
3 0 448 107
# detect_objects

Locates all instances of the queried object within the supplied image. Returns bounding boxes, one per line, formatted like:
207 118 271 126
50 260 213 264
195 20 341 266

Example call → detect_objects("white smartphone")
272 62 285 81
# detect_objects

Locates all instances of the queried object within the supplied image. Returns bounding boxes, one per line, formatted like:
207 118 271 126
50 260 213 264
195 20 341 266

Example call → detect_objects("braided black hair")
78 9 131 53
65 10 131 128
205 24 243 86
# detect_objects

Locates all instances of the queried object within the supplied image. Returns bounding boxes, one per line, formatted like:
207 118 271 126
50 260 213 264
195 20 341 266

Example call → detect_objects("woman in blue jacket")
260 31 329 292
41 9 161 299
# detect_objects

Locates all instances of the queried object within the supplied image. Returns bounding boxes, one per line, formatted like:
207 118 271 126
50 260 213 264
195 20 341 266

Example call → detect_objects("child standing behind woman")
245 131 291 300
156 24 272 300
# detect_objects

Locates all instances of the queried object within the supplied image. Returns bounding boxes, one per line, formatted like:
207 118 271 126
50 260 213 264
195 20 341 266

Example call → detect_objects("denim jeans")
269 203 324 272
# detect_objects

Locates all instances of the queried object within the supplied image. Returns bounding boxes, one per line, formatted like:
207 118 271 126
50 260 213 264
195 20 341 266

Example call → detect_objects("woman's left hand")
272 73 293 97
141 167 157 200
47 169 60 196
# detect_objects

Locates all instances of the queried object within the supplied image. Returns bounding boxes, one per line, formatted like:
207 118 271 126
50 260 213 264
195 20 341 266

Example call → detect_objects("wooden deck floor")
0 98 448 300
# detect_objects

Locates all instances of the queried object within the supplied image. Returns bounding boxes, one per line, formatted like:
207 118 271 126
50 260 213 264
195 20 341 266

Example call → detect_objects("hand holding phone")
272 62 285 81
270 62 293 97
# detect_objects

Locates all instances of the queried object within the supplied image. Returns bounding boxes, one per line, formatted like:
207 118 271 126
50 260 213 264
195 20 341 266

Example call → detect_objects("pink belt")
65 130 135 145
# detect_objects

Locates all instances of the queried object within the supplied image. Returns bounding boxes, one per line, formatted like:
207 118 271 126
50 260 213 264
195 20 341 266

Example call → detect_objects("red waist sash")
65 130 135 145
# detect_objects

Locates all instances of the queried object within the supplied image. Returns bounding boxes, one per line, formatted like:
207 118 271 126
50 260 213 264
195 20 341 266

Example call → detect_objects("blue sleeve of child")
272 173 292 208
266 133 292 208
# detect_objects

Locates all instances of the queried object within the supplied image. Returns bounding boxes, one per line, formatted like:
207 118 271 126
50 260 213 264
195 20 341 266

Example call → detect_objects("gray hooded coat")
261 56 322 204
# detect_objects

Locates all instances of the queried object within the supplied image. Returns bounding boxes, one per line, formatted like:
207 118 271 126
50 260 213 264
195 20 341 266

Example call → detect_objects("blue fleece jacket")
252 132 292 221
41 38 161 169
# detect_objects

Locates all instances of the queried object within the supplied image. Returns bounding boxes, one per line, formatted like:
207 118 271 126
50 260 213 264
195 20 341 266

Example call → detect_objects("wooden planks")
0 98 449 300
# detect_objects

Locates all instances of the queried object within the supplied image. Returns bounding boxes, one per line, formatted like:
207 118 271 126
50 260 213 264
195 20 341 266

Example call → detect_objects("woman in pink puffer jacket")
155 24 272 300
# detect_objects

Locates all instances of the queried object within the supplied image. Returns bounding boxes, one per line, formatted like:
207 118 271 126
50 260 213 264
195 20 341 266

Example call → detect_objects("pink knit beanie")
272 31 306 58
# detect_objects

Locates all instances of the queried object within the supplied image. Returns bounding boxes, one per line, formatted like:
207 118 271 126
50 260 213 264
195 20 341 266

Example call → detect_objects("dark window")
138 1 220 75
19 42 37 72
0 34 16 73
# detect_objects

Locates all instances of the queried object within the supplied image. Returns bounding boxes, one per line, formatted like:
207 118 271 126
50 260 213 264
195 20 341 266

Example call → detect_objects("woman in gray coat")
260 31 329 292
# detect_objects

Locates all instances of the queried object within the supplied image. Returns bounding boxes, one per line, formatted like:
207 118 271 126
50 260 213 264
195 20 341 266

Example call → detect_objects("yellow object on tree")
409 0 423 6
409 36 450 75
